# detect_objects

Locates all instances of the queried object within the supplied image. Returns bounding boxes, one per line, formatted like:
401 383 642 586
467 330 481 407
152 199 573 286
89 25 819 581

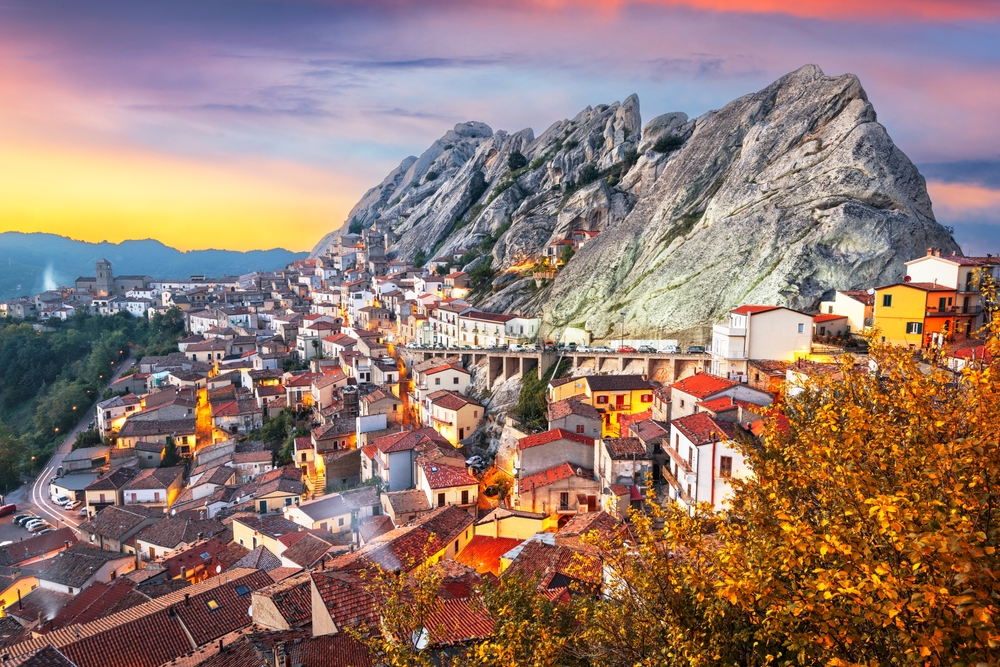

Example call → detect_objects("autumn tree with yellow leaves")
364 305 1000 666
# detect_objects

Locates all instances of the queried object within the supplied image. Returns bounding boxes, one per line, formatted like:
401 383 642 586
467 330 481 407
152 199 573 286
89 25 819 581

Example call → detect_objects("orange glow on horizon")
926 180 1000 214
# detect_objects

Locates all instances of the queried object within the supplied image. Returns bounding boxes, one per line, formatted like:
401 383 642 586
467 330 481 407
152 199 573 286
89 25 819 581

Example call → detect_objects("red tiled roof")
425 598 495 647
813 313 848 323
519 462 593 492
427 390 481 411
547 398 600 422
671 412 737 446
419 461 477 489
518 428 595 450
371 427 450 454
602 437 648 459
670 373 738 399
455 536 522 576
695 397 763 415
731 305 781 315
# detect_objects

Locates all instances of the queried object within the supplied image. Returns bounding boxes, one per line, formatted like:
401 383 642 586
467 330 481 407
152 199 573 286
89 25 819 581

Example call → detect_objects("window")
641 394 652 403
719 456 733 478
338 517 345 527
596 395 609 405
576 424 585 433
797 323 805 333
206 599 221 611
437 493 446 508
679 399 685 408
560 492 569 510
454 539 459 553
473 411 478 418
235 585 251 597
687 449 693 469
675 434 679 449
461 490 469 505
284 497 293 506
882 294 892 307
453 377 459 384
435 378 441 385
906 322 923 335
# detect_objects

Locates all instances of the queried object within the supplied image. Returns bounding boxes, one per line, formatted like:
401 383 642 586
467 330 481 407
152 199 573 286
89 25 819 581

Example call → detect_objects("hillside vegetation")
0 310 184 492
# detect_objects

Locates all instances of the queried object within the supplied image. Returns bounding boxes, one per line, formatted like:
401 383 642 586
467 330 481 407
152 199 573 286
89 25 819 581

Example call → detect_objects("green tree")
0 424 23 494
349 218 364 234
413 250 428 268
162 436 180 467
559 243 575 265
507 150 528 171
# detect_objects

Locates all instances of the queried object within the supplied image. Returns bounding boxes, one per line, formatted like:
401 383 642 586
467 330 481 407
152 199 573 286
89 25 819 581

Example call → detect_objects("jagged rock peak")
311 65 957 344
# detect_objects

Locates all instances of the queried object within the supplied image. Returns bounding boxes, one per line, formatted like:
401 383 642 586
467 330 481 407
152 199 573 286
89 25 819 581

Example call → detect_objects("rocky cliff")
312 65 958 343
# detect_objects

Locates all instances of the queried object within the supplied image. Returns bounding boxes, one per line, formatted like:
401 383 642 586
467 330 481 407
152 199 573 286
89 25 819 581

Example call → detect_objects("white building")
711 305 813 380
665 412 751 514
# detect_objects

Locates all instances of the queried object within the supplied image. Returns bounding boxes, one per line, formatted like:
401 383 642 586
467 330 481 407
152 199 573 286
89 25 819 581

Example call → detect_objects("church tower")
96 259 113 296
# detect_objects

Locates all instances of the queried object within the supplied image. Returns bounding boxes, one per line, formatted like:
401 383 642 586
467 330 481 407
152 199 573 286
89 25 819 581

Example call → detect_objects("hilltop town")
0 226 997 666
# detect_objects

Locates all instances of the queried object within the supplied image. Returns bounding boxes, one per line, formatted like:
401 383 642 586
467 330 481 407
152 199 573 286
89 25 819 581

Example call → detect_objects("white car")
24 519 46 530
52 495 71 506
658 345 680 354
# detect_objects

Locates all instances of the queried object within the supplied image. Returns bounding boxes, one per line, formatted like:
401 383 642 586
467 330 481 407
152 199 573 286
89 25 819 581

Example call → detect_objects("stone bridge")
401 346 711 389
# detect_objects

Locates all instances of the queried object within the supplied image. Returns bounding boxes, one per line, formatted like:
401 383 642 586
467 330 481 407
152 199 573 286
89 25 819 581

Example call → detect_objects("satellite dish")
866 288 876 295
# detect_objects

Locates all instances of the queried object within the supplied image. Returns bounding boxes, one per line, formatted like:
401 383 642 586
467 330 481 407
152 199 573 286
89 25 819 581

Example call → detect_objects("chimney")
935 249 941 257
184 593 191 607
180 566 186 579
927 247 933 256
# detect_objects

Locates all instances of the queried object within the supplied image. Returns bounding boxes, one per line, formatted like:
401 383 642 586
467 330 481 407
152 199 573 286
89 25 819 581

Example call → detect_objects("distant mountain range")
0 232 307 301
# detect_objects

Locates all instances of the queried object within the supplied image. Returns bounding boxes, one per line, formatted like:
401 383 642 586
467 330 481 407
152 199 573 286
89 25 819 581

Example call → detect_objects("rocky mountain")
312 65 958 343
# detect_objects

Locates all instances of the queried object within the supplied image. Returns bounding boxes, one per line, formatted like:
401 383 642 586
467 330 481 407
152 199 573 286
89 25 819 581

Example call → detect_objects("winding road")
23 357 136 534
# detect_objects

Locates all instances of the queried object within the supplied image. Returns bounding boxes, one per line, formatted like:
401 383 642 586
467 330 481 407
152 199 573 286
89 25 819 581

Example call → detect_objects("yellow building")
231 515 302 555
874 282 961 348
425 390 483 446
548 375 654 437
0 575 38 617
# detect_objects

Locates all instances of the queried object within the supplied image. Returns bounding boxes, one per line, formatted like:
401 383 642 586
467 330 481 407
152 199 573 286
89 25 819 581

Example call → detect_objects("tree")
0 424 23 494
413 250 428 268
507 150 528 171
577 163 599 186
559 243 575 265
162 436 180 467
73 430 103 450
349 218 364 234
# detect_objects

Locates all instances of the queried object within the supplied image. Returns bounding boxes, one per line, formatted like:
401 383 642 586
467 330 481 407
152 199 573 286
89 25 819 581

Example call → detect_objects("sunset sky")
1 1 998 253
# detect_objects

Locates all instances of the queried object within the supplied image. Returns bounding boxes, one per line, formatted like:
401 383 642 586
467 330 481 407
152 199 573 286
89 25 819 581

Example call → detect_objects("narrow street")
17 357 136 534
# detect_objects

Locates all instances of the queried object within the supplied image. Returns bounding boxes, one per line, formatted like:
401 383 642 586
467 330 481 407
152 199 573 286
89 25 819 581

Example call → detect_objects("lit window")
206 599 221 611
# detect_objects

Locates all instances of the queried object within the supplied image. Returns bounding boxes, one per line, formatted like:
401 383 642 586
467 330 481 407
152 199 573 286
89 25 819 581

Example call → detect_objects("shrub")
425 171 439 182
348 218 363 234
563 139 579 150
578 163 599 187
413 249 428 267
652 134 684 154
507 150 528 171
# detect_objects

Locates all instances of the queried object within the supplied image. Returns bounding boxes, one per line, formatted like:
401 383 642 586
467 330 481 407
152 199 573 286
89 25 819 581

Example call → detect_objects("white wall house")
665 413 751 514
711 306 813 380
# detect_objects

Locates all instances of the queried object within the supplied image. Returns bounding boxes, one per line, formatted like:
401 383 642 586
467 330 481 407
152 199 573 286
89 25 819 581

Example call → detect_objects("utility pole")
619 311 626 350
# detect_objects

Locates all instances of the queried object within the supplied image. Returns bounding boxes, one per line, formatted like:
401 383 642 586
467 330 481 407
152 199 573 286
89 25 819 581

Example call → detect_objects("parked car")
0 504 17 518
637 345 656 353
0 541 12 547
23 519 46 530
35 529 54 536
687 345 706 354
593 346 612 352
30 522 52 533
509 344 525 352
78 508 89 517
66 500 82 510
51 495 71 506
658 345 681 354
617 346 637 354
465 455 485 468
14 514 37 527
575 345 590 352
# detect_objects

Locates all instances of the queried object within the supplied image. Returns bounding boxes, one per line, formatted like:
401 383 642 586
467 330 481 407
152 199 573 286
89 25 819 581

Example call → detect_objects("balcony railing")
925 306 982 317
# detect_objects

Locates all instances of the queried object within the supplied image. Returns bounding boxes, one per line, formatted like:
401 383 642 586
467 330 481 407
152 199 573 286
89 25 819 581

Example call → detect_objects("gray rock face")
312 65 958 342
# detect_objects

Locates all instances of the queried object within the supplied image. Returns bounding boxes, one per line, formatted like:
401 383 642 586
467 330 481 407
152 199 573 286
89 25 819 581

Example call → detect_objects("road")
21 356 136 534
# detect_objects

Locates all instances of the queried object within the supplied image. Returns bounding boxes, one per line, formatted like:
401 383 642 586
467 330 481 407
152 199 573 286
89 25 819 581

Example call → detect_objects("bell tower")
96 258 113 296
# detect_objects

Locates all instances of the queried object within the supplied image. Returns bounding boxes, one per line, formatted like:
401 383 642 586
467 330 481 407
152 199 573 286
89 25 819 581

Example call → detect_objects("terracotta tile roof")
671 412 737 446
838 289 875 306
6 588 72 625
0 528 78 566
670 373 738 399
503 539 601 590
455 536 523 576
251 572 313 628
38 544 132 588
152 536 232 579
419 461 477 489
876 281 954 292
813 313 848 323
425 598 495 647
730 305 781 315
5 645 78 666
371 428 450 454
279 534 334 569
601 437 648 459
0 616 32 650
519 463 594 492
310 571 378 628
422 363 470 376
584 375 652 392
266 567 302 583
695 397 761 414
46 580 136 631
117 419 196 439
547 398 600 422
518 428 595 450
121 466 183 491
134 518 227 550
227 546 283 573
627 418 669 443
357 515 394 544
384 489 431 515
85 466 141 492
210 399 260 418
426 390 481 411
558 511 623 542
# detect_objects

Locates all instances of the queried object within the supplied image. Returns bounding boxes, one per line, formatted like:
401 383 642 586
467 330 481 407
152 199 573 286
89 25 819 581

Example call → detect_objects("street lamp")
619 311 626 351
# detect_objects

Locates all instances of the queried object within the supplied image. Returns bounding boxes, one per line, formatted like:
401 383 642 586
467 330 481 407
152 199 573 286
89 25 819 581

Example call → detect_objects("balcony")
713 323 746 338
660 467 691 504
431 415 454 426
